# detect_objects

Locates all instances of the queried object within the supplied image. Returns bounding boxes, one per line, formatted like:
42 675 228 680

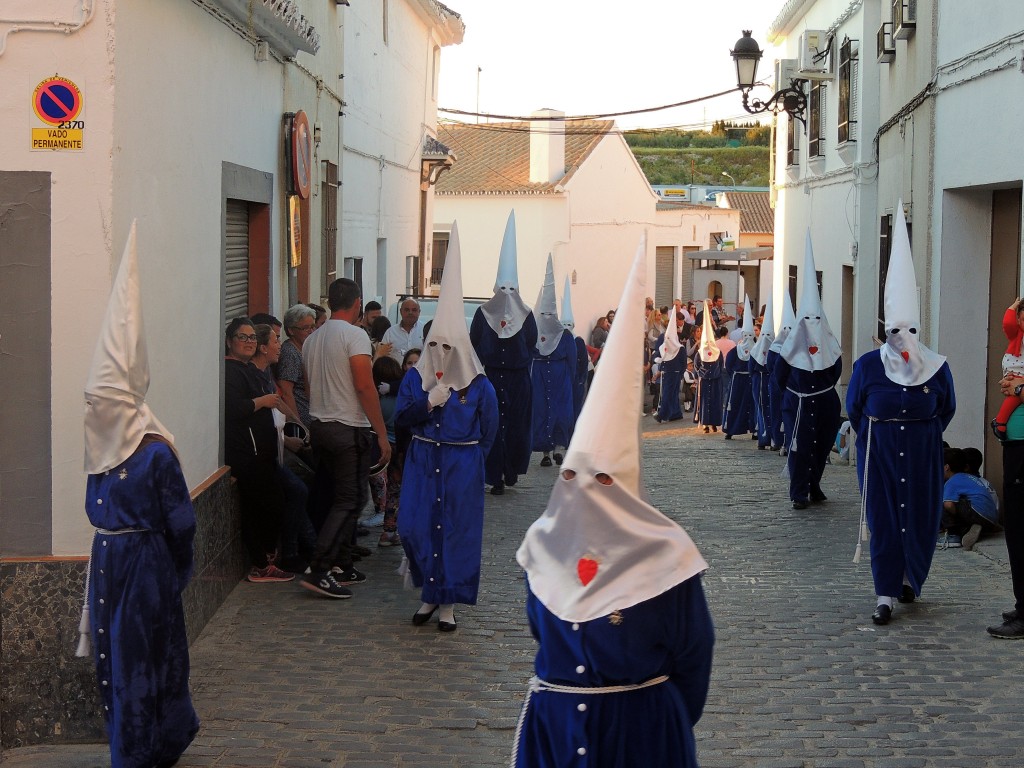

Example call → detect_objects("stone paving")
6 421 1024 767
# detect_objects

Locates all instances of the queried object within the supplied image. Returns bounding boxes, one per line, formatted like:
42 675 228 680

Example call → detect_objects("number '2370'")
57 120 84 130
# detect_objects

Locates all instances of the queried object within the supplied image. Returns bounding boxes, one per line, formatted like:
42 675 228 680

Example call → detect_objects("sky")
438 0 786 131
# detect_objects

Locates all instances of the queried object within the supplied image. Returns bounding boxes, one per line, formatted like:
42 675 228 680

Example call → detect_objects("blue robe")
655 333 685 422
531 331 578 451
396 370 498 605
765 350 786 449
513 578 714 768
572 335 589 420
86 442 199 768
694 354 724 427
773 358 843 503
749 356 772 448
470 310 537 486
846 351 956 597
723 348 754 436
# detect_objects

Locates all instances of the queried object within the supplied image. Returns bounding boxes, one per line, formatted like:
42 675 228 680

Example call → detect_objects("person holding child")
992 298 1024 440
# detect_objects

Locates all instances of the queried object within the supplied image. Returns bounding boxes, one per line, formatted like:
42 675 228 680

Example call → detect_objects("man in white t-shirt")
381 298 424 363
301 278 392 599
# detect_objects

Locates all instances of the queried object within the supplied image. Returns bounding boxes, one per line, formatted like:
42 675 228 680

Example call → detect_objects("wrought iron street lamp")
730 30 807 128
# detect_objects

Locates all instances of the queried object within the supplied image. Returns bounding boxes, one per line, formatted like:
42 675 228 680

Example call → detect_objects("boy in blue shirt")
941 447 1000 550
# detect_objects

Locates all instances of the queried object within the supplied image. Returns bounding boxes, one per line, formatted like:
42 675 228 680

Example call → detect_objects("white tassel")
75 605 92 658
397 554 415 590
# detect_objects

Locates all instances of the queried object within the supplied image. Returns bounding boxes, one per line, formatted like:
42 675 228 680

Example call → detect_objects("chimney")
529 108 565 185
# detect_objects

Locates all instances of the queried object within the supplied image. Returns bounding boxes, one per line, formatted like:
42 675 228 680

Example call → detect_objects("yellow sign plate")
31 128 83 151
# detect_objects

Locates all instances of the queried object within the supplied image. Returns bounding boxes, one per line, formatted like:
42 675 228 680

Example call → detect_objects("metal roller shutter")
224 199 250 325
655 246 674 308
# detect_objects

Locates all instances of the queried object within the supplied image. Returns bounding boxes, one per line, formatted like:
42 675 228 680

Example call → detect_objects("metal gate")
224 199 250 324
655 246 674 308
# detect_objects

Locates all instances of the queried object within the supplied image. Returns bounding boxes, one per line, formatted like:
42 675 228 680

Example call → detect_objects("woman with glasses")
224 317 294 583
277 304 318 428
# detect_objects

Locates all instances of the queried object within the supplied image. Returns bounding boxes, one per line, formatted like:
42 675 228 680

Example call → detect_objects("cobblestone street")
7 422 1024 767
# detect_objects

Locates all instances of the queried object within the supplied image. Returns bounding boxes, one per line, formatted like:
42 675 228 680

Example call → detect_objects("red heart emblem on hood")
540 336 546 342
901 350 910 362
808 346 819 355
500 320 507 327
435 371 443 380
577 557 598 586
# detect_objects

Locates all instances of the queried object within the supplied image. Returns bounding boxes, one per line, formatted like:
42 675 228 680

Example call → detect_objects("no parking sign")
31 75 85 151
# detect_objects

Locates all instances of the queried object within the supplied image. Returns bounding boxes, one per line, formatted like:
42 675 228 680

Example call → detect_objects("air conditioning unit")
797 29 833 80
774 58 799 90
893 0 916 40
877 22 896 63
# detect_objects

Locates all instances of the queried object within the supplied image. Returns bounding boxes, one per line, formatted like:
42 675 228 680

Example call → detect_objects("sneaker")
301 570 353 599
247 565 295 583
962 523 983 551
330 566 367 585
937 532 962 549
987 617 1024 639
362 511 386 527
378 531 401 547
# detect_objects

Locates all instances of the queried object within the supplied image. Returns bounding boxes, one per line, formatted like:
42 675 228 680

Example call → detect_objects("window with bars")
838 37 859 145
321 161 338 290
809 81 826 158
787 116 801 167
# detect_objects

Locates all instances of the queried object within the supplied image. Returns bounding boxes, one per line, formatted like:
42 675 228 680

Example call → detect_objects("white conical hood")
534 254 565 356
417 221 485 393
84 221 176 474
736 295 755 361
560 275 575 331
751 289 775 365
769 286 796 353
479 210 531 338
517 234 707 622
658 306 682 363
699 299 720 362
779 231 843 371
879 201 946 385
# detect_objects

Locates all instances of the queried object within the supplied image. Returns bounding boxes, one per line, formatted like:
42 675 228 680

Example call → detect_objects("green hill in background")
625 123 772 187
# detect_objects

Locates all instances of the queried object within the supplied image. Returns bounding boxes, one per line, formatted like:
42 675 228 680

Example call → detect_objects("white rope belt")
727 370 750 412
511 675 669 767
412 434 479 446
785 385 835 452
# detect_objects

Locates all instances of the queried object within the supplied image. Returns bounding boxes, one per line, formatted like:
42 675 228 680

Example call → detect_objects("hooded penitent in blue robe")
723 347 754 437
531 330 578 451
773 359 843 503
470 310 538 487
846 350 956 598
694 353 724 427
749 354 772 448
655 332 685 422
86 441 199 768
396 369 498 605
765 350 786 449
572 335 590 420
513 578 713 768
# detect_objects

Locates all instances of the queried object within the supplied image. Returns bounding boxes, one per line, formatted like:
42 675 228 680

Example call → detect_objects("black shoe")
711 426 718 432
505 476 518 487
898 585 916 604
810 490 828 503
301 571 353 599
412 605 439 626
703 426 710 433
792 500 808 510
352 544 372 557
751 434 758 440
724 434 732 440
987 618 1024 639
540 456 552 467
553 452 564 465
1003 609 1020 622
758 445 767 450
330 566 366 585
992 418 1009 443
490 483 505 495
872 604 892 625
438 613 457 632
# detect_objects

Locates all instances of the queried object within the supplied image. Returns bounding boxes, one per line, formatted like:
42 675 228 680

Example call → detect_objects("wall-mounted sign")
31 75 84 151
289 195 302 268
291 111 312 199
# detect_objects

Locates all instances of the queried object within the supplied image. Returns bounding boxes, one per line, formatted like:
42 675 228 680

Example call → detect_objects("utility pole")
476 67 481 124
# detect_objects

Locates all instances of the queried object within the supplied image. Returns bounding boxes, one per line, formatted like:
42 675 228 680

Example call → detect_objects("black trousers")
230 456 285 568
308 421 371 572
1001 441 1024 613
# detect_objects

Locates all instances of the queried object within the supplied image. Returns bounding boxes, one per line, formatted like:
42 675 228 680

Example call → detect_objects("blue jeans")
276 464 315 560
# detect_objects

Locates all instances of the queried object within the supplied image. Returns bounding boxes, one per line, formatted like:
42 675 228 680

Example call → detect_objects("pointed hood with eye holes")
84 221 177 474
779 230 843 371
560 275 575 332
698 299 720 363
479 210 532 338
769 286 796 354
879 201 946 386
658 305 682 363
751 288 775 366
516 234 708 623
736 295 755 361
533 254 566 356
416 221 485 394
